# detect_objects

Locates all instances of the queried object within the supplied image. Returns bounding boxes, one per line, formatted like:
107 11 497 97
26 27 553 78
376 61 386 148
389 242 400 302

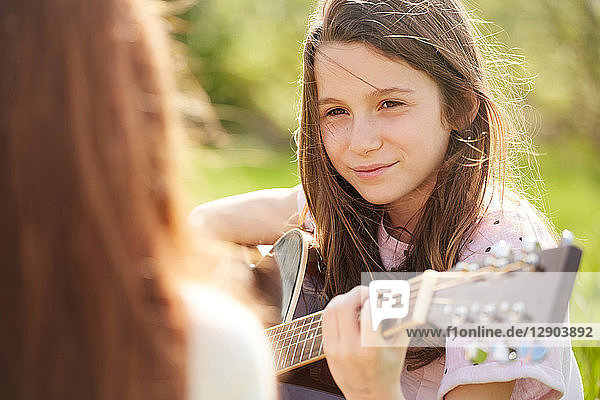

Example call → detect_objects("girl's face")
315 43 451 222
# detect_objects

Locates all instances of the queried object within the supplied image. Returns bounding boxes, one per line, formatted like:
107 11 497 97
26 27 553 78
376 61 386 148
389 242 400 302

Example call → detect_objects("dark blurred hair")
0 0 187 398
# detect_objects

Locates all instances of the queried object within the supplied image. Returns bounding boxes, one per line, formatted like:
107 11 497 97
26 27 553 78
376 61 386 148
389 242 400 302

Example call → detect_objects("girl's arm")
445 381 515 399
187 185 301 245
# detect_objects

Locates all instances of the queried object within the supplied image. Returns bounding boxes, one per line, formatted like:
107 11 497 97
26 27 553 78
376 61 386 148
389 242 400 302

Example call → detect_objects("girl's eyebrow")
367 87 414 99
318 87 414 106
318 97 344 106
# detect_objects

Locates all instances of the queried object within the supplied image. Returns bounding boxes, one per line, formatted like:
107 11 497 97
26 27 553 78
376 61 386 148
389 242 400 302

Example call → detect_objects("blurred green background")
168 0 600 397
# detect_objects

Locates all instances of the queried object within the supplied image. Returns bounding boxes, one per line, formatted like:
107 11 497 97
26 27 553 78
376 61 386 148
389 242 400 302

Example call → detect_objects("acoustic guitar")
249 229 582 399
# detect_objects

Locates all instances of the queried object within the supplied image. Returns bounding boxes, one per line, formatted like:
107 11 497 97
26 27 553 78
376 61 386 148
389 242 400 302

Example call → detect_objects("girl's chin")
356 188 405 206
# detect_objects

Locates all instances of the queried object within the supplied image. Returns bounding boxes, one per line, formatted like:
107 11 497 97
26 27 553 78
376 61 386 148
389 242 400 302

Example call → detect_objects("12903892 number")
535 326 593 338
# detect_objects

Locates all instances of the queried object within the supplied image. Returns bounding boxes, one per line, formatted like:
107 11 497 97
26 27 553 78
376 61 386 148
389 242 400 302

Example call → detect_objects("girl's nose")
348 116 383 156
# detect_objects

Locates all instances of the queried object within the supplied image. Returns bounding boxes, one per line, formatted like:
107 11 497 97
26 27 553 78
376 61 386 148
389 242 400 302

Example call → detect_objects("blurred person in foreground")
0 0 276 399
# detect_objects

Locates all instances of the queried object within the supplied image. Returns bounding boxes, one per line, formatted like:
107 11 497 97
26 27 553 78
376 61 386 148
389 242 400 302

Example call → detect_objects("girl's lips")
351 161 398 178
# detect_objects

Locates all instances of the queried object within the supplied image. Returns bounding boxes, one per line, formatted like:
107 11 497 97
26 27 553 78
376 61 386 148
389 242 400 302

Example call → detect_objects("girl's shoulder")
461 190 557 263
180 283 276 400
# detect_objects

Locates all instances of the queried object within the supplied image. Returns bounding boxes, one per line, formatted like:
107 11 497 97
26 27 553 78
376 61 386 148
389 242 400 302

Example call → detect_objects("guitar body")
277 245 343 399
251 229 344 398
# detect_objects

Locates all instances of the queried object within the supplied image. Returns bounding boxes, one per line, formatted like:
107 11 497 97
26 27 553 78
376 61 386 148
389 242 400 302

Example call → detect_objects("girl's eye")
381 100 404 109
325 107 347 117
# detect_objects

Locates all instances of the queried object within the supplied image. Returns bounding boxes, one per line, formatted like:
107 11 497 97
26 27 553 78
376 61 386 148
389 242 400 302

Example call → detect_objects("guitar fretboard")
265 273 428 374
266 311 325 374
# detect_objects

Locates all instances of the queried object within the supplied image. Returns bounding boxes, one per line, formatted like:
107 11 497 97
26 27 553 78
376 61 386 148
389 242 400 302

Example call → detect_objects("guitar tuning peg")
453 262 480 272
451 305 469 324
520 237 541 270
496 258 510 269
465 343 488 364
466 262 480 272
453 261 469 271
512 251 523 262
491 342 508 362
491 343 518 363
508 301 527 323
521 253 540 270
522 237 541 254
561 230 575 246
508 347 518 361
518 346 547 362
491 240 512 259
479 303 496 323
483 255 496 268
531 346 547 361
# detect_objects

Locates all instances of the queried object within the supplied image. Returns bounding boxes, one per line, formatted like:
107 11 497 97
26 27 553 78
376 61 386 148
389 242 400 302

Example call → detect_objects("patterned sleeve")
438 196 583 399
460 196 557 264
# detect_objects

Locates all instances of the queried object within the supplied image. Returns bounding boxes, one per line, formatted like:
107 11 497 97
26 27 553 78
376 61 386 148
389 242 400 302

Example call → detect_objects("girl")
0 0 275 399
190 0 583 398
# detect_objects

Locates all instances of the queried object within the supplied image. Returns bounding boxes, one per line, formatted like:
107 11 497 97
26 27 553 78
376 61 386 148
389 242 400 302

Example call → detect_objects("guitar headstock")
368 231 582 364
424 232 581 329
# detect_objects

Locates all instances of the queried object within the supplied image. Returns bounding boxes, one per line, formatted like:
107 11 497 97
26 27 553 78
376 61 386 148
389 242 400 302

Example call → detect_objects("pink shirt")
297 188 583 399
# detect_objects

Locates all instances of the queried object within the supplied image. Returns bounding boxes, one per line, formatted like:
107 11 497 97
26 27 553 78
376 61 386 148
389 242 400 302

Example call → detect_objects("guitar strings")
270 320 322 357
267 275 431 349
266 274 430 339
272 323 323 369
268 267 520 367
269 315 322 357
268 269 513 356
268 274 455 350
274 328 324 369
269 284 450 353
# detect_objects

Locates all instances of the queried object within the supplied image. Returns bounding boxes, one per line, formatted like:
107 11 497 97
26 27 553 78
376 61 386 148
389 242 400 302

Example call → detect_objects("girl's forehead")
314 42 438 98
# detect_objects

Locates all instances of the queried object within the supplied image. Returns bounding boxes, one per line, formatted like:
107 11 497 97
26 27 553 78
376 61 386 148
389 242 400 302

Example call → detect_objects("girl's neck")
384 204 421 243
382 211 416 243
384 174 437 242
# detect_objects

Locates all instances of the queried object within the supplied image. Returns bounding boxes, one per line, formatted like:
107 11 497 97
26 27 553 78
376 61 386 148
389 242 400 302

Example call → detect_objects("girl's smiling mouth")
351 161 399 178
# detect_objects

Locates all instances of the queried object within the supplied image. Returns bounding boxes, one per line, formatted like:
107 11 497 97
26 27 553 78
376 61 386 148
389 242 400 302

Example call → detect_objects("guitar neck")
266 310 326 374
265 266 516 374
265 272 429 375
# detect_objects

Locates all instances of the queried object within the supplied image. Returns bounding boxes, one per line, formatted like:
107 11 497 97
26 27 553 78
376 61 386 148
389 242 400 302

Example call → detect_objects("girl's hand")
322 285 409 400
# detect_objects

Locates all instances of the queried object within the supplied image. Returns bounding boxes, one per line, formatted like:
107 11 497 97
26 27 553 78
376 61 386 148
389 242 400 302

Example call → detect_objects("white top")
181 284 276 400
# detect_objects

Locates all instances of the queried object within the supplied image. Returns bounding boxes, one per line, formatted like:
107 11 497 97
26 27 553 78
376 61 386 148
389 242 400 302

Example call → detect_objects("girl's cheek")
322 118 349 136
322 123 350 150
322 135 348 170
379 116 410 136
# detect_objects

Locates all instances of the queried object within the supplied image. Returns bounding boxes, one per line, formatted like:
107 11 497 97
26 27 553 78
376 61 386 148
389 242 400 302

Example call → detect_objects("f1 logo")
368 280 410 331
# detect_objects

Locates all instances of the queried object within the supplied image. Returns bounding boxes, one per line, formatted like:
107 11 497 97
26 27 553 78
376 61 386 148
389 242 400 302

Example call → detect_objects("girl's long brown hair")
297 0 520 369
1 0 187 398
